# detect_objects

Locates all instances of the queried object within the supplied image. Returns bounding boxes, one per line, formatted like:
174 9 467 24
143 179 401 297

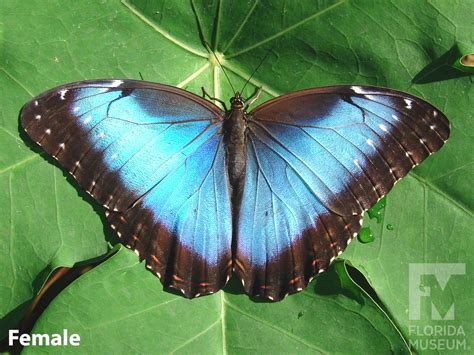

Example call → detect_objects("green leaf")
26 249 408 354
1 0 472 352
344 175 474 352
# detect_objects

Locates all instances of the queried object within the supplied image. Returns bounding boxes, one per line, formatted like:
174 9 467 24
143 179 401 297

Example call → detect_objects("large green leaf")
25 250 408 354
0 0 472 353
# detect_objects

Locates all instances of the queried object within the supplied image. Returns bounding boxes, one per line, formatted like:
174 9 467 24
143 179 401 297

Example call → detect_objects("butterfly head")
230 92 245 109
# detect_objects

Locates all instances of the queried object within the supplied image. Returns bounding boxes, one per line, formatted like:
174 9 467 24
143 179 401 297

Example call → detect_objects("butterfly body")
21 80 450 300
223 92 247 201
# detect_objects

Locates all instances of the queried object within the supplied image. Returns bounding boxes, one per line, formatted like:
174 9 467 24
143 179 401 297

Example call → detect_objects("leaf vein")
0 155 40 175
223 300 324 353
227 0 346 58
121 0 207 58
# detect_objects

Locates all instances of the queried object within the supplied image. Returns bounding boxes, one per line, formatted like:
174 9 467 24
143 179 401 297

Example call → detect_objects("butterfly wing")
235 85 450 300
21 80 233 297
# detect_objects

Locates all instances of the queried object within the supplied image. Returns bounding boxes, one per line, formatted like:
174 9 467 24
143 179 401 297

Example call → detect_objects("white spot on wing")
35 114 41 120
391 114 399 121
83 116 92 124
404 98 412 109
59 143 65 149
45 129 51 134
97 132 105 139
351 86 367 94
379 124 388 132
73 106 80 113
111 153 118 160
366 138 374 147
34 100 39 106
59 89 68 100
110 80 124 87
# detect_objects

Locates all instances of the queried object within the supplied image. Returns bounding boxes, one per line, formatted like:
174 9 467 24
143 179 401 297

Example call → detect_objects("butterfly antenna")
204 41 236 95
240 45 274 94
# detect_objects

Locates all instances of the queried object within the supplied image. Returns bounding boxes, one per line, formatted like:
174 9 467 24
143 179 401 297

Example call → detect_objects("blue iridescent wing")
21 80 232 297
235 85 450 300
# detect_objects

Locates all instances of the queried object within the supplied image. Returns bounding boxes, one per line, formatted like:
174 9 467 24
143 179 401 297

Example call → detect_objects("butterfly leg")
201 87 228 110
245 86 263 109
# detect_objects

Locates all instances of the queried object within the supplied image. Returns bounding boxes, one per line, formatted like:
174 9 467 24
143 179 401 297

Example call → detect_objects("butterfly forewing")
21 80 233 297
233 85 449 300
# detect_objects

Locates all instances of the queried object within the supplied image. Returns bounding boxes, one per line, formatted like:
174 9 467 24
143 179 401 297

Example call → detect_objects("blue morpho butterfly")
21 75 450 301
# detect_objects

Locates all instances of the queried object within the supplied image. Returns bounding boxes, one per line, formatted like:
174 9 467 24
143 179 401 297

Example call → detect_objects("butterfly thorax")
224 93 248 230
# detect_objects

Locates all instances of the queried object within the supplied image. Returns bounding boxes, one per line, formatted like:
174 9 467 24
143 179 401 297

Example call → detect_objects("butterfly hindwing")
21 80 233 297
234 85 450 300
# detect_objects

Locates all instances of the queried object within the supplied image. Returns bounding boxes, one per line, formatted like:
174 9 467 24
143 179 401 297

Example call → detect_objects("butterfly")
21 80 450 301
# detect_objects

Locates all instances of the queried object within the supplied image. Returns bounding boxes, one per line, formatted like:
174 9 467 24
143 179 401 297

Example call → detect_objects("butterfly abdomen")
223 106 248 254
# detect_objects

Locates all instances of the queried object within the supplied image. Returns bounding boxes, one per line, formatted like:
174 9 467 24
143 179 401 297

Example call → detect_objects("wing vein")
249 123 353 214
